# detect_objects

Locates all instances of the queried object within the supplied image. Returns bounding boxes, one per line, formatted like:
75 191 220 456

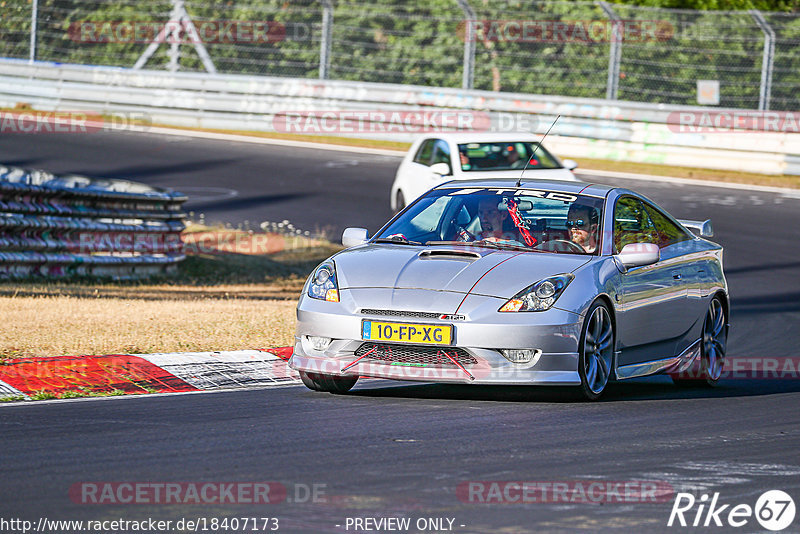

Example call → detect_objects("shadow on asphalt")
64 157 241 181
343 376 800 404
186 191 313 212
730 291 800 315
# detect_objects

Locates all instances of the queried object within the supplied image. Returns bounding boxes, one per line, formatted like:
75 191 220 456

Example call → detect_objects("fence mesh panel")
469 0 611 98
765 12 800 112
0 0 797 110
611 5 765 109
328 0 463 87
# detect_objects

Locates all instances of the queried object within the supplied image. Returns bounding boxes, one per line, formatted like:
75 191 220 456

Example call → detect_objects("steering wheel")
535 239 585 253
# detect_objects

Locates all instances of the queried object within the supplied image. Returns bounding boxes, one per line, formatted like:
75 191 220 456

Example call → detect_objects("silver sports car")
290 179 729 400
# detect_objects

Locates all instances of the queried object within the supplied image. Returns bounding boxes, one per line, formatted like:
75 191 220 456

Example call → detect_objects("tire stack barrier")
0 165 187 279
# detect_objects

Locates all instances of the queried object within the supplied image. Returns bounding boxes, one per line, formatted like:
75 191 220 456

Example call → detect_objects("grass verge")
572 157 800 190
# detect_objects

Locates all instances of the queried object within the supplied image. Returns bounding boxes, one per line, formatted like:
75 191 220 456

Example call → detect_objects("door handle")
672 271 682 280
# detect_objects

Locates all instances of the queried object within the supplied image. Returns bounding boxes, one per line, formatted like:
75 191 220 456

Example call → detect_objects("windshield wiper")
373 236 423 245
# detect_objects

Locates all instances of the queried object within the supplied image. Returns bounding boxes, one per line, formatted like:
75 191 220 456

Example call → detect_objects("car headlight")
499 274 574 312
308 262 340 302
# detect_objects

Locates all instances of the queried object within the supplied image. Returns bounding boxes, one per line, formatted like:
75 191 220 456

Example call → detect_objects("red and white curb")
0 348 298 400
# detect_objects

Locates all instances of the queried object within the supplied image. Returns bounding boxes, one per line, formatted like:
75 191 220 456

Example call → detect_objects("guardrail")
0 59 798 176
0 165 187 279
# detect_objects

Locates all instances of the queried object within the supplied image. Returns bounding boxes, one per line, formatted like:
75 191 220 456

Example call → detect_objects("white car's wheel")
394 191 406 214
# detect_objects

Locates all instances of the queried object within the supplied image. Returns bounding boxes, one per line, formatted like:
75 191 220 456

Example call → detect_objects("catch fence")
0 1 797 110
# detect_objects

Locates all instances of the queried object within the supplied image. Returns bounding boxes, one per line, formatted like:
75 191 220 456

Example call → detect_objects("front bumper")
289 291 583 386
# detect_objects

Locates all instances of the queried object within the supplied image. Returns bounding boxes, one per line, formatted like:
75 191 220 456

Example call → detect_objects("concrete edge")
0 348 299 403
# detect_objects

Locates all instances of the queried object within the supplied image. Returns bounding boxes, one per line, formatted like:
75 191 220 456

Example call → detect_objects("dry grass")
0 228 341 359
0 296 297 358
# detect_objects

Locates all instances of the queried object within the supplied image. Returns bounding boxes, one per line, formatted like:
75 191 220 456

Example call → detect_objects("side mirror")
342 227 368 248
429 162 451 177
562 159 578 171
616 243 660 268
677 218 713 238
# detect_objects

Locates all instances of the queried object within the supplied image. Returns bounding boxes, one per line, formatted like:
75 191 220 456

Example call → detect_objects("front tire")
578 301 615 401
299 371 358 394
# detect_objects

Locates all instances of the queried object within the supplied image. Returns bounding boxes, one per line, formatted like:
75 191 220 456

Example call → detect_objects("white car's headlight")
308 262 339 302
499 274 574 312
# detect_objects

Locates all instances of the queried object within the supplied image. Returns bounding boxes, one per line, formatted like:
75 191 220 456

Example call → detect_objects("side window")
643 202 693 247
413 139 435 165
613 196 658 253
432 140 451 167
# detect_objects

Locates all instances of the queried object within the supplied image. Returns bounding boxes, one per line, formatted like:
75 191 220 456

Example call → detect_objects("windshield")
376 187 603 255
457 142 562 172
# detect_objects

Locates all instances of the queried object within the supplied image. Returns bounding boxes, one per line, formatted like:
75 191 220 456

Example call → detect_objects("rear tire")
578 301 615 401
299 371 358 394
672 296 727 387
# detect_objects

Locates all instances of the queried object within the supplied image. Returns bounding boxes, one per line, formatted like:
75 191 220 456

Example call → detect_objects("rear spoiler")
677 219 713 238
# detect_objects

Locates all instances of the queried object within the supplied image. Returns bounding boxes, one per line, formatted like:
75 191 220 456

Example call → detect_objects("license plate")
361 320 452 345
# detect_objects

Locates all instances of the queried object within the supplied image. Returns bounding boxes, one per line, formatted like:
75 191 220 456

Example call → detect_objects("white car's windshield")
376 187 603 255
457 142 562 172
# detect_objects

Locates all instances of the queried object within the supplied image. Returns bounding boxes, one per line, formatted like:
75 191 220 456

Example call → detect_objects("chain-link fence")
1 0 798 110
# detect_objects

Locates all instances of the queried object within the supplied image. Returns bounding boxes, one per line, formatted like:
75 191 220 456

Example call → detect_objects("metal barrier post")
319 0 333 80
597 1 621 101
134 0 217 74
455 0 475 91
750 10 775 111
29 0 38 63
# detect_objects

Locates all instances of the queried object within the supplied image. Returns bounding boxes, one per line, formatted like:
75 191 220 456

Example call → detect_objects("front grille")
355 343 477 367
361 309 465 320
361 308 443 319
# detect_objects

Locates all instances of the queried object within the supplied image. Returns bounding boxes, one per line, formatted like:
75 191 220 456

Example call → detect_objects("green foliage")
29 389 57 400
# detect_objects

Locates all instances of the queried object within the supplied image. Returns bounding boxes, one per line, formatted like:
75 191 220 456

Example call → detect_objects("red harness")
505 198 537 247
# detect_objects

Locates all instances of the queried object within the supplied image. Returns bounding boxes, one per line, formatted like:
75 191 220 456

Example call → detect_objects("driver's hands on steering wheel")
534 238 586 253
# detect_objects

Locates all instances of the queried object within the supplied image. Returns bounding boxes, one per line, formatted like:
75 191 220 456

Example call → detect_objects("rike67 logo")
668 490 795 531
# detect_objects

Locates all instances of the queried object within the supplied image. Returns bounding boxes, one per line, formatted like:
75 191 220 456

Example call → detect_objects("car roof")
419 132 549 144
435 177 616 198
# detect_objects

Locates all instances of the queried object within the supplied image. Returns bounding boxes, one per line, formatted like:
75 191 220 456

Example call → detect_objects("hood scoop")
418 249 482 260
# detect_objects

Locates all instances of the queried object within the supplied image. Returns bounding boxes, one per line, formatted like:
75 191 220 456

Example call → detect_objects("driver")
477 198 513 241
503 145 525 169
566 203 599 253
457 197 517 243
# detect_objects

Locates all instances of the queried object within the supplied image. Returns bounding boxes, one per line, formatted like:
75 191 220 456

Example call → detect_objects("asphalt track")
1 129 800 533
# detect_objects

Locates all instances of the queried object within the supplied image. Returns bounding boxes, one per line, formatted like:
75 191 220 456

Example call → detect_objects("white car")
390 133 579 212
